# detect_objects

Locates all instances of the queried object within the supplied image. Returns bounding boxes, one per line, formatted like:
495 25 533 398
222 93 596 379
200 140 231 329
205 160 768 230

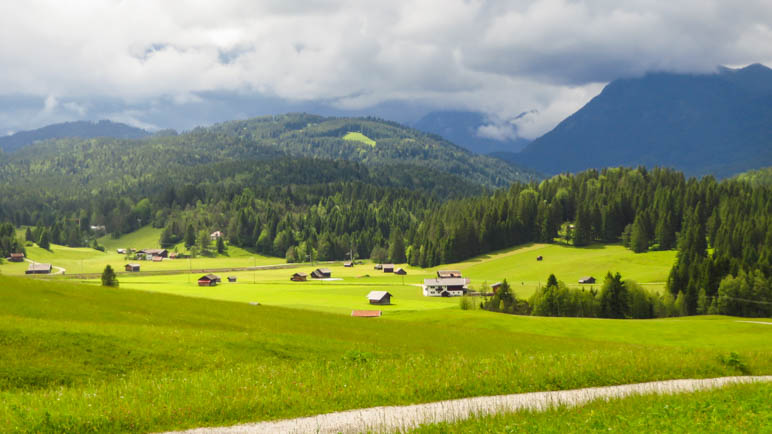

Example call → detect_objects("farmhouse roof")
10 252 24 258
140 248 167 255
200 274 219 281
316 268 331 273
293 272 308 277
126 263 141 267
423 278 468 286
437 270 462 278
367 291 392 301
28 263 52 271
351 310 382 317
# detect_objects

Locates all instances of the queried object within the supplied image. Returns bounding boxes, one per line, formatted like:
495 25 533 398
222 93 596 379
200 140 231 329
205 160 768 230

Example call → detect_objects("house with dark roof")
125 263 140 272
394 268 407 275
422 278 468 297
9 253 24 262
578 276 596 284
291 272 308 282
382 264 394 273
367 291 392 305
198 274 220 286
139 248 168 258
227 276 237 283
311 268 332 279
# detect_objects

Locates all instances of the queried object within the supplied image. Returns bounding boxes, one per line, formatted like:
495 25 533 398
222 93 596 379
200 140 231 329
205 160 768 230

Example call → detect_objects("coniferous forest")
0 117 769 318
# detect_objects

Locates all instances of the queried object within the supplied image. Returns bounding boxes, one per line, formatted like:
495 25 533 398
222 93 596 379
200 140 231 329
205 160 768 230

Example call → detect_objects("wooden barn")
343 261 353 267
9 253 24 262
437 270 462 278
367 291 392 305
374 263 383 270
25 263 52 274
291 272 308 282
227 276 237 283
311 268 332 279
382 264 394 273
491 282 503 293
578 276 596 284
198 274 220 286
537 255 543 261
394 268 407 275
125 263 141 272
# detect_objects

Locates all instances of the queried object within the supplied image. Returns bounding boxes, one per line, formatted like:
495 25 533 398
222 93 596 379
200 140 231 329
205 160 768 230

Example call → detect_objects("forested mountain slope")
515 64 772 178
0 120 150 154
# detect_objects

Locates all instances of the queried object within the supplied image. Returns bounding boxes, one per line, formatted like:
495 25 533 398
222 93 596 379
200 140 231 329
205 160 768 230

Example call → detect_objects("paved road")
169 376 771 434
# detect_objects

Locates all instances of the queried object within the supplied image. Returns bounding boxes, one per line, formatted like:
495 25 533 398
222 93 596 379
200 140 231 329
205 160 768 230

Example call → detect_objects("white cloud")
0 0 769 136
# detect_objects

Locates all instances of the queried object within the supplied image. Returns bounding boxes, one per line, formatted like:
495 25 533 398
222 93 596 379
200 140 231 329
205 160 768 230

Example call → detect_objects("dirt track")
168 375 771 434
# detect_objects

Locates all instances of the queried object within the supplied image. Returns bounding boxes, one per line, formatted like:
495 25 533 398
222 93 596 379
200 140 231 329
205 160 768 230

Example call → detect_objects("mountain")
0 120 150 153
514 64 772 178
413 111 531 155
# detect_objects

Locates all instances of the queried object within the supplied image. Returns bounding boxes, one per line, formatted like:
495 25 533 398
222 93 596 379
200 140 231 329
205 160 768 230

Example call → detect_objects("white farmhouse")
422 278 468 297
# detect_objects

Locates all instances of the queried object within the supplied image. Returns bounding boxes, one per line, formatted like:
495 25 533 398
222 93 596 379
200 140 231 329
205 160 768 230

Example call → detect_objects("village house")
437 270 462 278
125 263 140 272
139 248 168 259
578 276 596 284
491 282 503 293
117 248 126 254
210 231 224 240
367 291 392 305
311 268 332 279
290 272 308 282
198 274 220 286
25 263 52 274
374 263 383 270
9 252 24 262
422 278 468 297
382 264 394 273
343 261 353 267
394 268 407 275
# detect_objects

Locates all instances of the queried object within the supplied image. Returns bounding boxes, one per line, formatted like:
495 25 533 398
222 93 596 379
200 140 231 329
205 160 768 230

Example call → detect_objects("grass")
105 242 677 316
343 131 376 147
411 382 772 433
0 275 769 432
0 227 280 275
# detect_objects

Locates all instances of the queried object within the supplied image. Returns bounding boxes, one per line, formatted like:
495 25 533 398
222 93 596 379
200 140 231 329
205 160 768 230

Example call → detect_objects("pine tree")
388 229 406 263
216 236 225 254
37 229 50 250
599 272 628 318
101 265 118 287
630 215 649 253
184 224 196 248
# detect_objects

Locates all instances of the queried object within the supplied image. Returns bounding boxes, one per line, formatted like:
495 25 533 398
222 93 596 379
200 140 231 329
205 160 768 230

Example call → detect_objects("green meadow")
343 131 376 146
0 227 280 275
411 382 772 433
106 242 677 315
0 275 769 433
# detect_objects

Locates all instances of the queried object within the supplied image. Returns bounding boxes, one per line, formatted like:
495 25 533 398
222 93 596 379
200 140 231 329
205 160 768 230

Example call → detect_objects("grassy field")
343 131 376 146
0 226 281 275
0 275 769 432
105 242 678 315
411 382 772 433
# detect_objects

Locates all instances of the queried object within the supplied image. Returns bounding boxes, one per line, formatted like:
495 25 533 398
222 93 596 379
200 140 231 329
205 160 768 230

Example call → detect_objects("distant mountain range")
413 111 531 155
0 120 150 153
511 64 772 178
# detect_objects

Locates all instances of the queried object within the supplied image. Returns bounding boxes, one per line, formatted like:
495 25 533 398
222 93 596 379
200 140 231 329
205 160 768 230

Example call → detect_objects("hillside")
0 120 150 154
514 64 772 178
0 275 768 432
413 111 531 155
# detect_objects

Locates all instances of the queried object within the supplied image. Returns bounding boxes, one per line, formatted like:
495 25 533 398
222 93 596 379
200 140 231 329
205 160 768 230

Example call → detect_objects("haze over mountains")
510 64 772 178
0 120 149 154
2 64 770 180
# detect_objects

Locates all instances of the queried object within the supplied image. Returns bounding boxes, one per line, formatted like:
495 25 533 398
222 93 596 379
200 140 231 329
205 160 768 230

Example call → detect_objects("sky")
0 0 770 139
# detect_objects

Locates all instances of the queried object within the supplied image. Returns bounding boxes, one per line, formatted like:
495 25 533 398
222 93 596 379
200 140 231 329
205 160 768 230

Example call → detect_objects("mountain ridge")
0 120 150 154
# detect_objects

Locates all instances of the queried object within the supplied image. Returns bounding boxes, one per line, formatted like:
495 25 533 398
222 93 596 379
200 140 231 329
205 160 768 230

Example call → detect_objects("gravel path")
168 375 771 434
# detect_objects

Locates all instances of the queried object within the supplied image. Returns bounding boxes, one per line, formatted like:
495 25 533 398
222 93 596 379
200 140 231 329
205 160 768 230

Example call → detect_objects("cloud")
0 0 769 137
